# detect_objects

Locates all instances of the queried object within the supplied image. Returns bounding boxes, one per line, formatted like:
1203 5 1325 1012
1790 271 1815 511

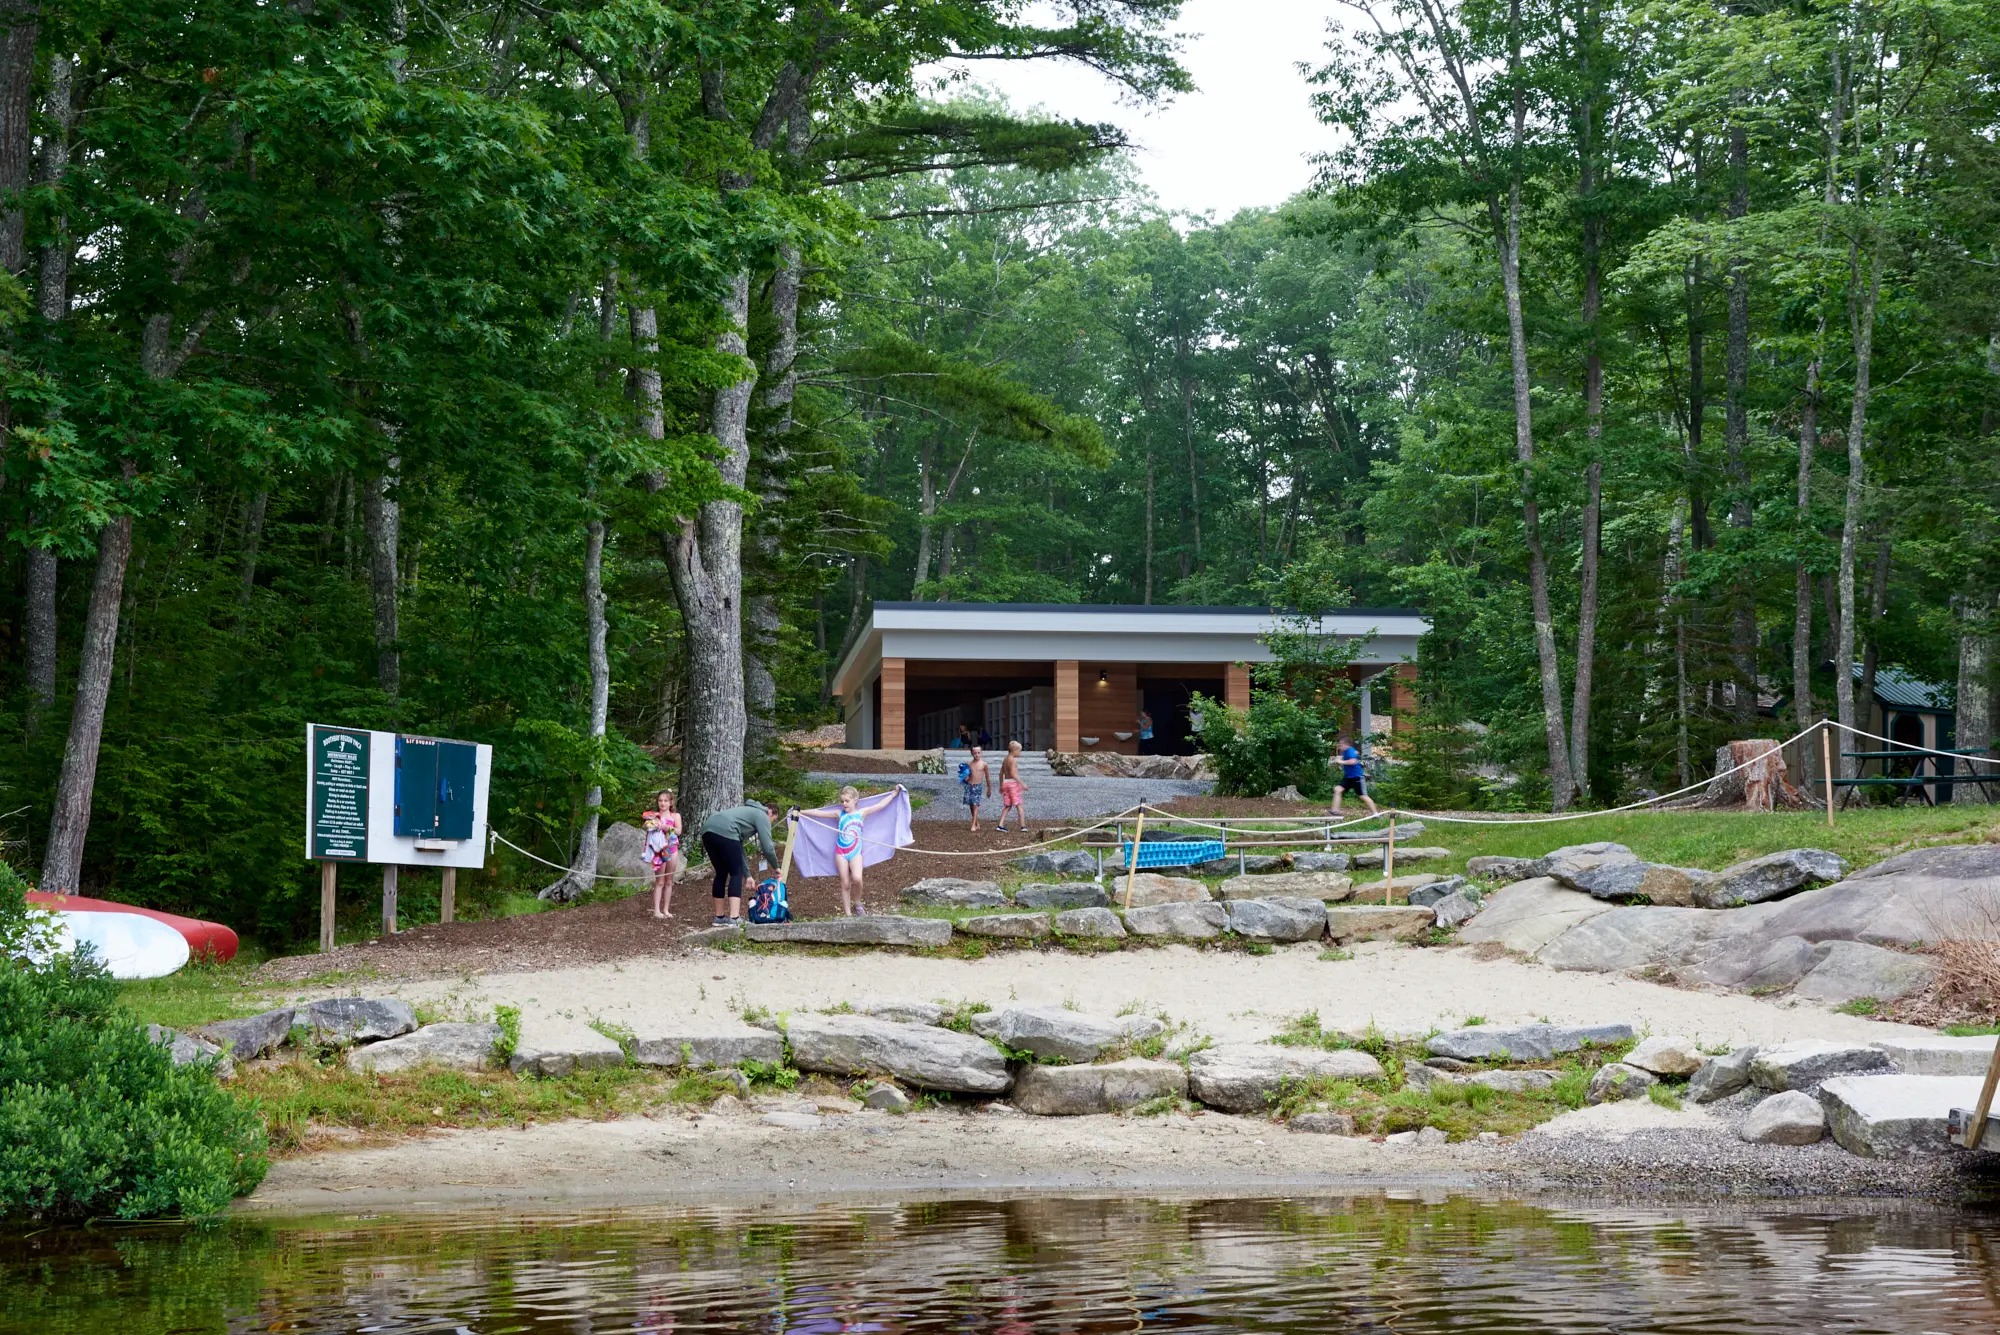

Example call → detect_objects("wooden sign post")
440 867 456 924
319 861 337 952
382 864 398 935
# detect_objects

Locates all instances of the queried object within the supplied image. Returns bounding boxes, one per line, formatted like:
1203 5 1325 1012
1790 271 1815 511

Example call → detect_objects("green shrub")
1193 693 1336 799
0 861 59 961
0 951 267 1219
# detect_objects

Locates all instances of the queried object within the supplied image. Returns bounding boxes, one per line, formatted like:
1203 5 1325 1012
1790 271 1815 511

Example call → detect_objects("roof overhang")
829 602 1430 702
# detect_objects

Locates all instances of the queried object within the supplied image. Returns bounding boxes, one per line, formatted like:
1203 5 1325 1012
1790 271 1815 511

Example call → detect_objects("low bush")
0 949 268 1219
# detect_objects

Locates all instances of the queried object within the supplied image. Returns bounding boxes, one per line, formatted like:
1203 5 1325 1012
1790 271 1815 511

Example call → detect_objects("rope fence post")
1383 815 1396 905
1123 807 1146 910
1821 723 1836 828
441 867 456 925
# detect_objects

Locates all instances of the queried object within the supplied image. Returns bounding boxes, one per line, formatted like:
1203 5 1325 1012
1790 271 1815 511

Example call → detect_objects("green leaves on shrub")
0 953 267 1220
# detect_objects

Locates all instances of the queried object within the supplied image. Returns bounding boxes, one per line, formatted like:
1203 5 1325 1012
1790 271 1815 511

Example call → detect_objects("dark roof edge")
871 602 1425 617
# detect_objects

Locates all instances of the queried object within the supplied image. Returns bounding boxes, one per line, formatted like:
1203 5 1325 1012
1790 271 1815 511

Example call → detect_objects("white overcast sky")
930 1 1345 220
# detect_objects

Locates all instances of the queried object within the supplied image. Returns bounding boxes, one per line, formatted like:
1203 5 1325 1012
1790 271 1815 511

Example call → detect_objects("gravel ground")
809 769 1213 821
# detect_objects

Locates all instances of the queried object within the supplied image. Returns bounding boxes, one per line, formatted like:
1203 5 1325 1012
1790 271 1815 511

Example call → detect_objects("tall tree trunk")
1958 595 1994 800
1181 371 1202 567
1143 452 1155 604
1665 500 1691 785
0 0 39 276
1794 346 1821 781
362 467 400 696
911 437 937 596
1684 260 1713 549
541 519 608 901
745 243 801 759
667 271 753 828
1724 123 1756 722
1570 48 1604 801
23 53 72 731
1859 532 1890 710
24 547 55 717
1834 244 1882 779
40 504 132 893
237 490 268 608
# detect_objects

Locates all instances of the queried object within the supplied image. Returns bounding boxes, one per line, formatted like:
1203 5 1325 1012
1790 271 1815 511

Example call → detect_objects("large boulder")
782 1013 1011 1094
1790 940 1937 1005
146 1024 234 1079
1125 901 1229 940
597 820 652 883
970 1005 1164 1063
298 997 418 1045
1819 1074 1989 1157
958 913 1052 939
1053 907 1127 939
746 916 953 948
1220 871 1354 902
1679 933 1819 991
1748 1039 1892 1091
1323 904 1434 943
1561 861 1716 908
1225 897 1330 943
1117 873 1211 907
347 1021 501 1073
1010 1059 1187 1115
197 1007 296 1061
1872 1035 2000 1077
1688 1047 1758 1102
1585 1063 1655 1104
629 1022 783 1068
1625 1035 1703 1076
1292 852 1352 873
1009 850 1100 877
1470 1069 1559 1093
1535 907 1717 974
510 1019 626 1077
1456 878 1614 955
1466 855 1540 882
1695 849 1848 908
1739 1090 1826 1145
1536 842 1638 883
900 877 1006 908
1430 890 1482 930
1015 882 1109 910
1406 876 1471 909
1187 1044 1385 1113
1201 854 1287 876
1426 1022 1634 1062
1352 846 1451 868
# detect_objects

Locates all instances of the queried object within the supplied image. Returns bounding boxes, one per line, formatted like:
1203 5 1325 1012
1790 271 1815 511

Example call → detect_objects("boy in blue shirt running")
1330 735 1379 816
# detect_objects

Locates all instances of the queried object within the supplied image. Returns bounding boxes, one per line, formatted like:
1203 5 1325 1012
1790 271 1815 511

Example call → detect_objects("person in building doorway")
1329 736 1379 817
961 745 991 832
700 801 779 926
1137 709 1155 755
997 741 1029 833
953 724 975 749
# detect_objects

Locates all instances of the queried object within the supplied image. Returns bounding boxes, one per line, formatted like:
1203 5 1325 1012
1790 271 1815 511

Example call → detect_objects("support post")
1383 816 1396 905
1963 1032 2000 1149
1822 723 1836 828
1225 661 1251 713
1056 660 1080 751
382 863 398 936
880 657 906 750
1122 807 1145 910
319 861 337 952
440 866 456 924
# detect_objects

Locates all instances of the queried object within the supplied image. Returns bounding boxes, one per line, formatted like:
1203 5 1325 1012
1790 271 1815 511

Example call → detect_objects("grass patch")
116 953 280 1030
1941 1023 2000 1036
937 999 993 1033
1317 947 1354 962
494 1005 522 1061
1834 996 1882 1016
1269 1064 1592 1141
1648 1082 1684 1111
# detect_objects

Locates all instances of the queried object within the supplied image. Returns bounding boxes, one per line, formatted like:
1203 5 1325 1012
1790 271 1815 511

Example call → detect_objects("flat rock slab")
348 1022 501 1073
1187 1044 1386 1113
1538 844 1638 884
1292 852 1351 873
957 913 1051 939
1626 1035 1703 1076
1739 1090 1826 1145
1117 873 1211 907
1426 1022 1634 1062
853 997 949 1026
1352 846 1451 868
683 924 744 948
1456 878 1614 955
146 1024 233 1078
1225 897 1330 942
298 997 418 1045
1014 882 1109 910
1698 849 1847 909
1011 1058 1187 1115
509 1020 627 1077
1200 855 1287 875
1323 904 1434 943
197 1007 296 1061
900 878 1005 908
1562 861 1715 908
1535 907 1718 974
746 916 953 948
1790 940 1937 1006
1872 1035 2000 1077
761 1111 824 1131
629 1023 782 1069
1220 871 1353 902
1681 932 1818 992
971 1004 1164 1063
1053 907 1127 939
1749 1039 1892 1091
1289 1111 1355 1134
1125 901 1229 940
1009 850 1100 877
783 1013 1011 1094
1819 1074 1990 1157
1469 1069 1559 1093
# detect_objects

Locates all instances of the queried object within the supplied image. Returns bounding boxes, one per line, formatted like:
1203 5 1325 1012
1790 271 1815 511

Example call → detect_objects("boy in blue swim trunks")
962 745 990 832
1330 735 1379 816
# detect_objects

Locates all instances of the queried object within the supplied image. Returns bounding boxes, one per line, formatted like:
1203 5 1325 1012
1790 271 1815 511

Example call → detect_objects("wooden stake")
319 861 337 952
1821 723 1836 828
382 864 398 936
1123 808 1146 910
1964 1032 2000 1150
778 812 799 887
440 867 456 925
1383 816 1396 905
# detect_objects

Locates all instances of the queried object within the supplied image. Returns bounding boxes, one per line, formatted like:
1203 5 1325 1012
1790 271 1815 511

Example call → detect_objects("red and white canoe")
27 892 239 969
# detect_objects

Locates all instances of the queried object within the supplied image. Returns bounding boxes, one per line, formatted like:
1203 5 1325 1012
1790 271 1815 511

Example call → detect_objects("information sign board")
309 725 372 861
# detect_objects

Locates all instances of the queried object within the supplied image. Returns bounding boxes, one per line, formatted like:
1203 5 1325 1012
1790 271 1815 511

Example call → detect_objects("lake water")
10 1193 2000 1333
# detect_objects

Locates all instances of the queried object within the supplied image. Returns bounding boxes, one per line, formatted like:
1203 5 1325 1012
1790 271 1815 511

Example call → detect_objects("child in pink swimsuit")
802 784 904 917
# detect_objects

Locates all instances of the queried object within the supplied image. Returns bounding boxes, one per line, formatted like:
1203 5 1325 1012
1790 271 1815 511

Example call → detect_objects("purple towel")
791 789 914 879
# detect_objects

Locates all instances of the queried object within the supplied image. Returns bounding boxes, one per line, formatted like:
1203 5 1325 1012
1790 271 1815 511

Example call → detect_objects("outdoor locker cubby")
394 736 477 840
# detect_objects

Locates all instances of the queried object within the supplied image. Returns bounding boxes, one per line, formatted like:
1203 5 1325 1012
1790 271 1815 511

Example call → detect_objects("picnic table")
1831 748 2000 806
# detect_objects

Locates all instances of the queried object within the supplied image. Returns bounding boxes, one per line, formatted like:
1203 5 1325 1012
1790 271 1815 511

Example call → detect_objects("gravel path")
809 769 1213 821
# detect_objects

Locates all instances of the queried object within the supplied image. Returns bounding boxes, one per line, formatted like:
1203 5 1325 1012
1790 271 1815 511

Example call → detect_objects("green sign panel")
311 725 371 861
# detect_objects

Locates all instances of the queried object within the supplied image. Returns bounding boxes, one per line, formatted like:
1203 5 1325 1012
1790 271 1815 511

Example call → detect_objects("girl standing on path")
800 784 905 916
645 790 685 918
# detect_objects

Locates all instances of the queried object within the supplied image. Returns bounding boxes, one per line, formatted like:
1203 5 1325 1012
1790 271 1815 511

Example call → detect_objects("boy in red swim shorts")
997 740 1029 833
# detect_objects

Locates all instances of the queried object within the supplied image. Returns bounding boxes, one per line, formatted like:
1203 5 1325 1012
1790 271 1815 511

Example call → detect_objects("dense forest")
1 0 1995 944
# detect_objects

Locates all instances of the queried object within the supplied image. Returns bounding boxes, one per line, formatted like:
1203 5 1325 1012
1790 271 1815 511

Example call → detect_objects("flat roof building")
828 602 1429 754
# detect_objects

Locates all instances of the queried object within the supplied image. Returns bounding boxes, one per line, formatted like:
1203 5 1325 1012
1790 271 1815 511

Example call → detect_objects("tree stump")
1702 740 1806 810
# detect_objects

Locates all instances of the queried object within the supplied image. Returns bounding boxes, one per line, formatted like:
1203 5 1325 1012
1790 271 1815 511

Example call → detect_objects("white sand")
286 940 1937 1052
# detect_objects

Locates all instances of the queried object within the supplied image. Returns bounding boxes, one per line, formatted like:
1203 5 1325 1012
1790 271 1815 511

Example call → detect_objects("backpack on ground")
748 875 790 924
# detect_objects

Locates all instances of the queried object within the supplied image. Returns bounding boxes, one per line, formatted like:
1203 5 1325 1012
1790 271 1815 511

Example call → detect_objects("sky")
932 1 1345 221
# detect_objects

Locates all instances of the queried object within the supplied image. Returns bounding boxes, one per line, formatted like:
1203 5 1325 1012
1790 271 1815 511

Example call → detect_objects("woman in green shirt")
699 803 780 926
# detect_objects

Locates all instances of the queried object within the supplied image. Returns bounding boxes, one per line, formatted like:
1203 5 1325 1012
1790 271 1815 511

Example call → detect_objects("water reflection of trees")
5 1196 2000 1332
